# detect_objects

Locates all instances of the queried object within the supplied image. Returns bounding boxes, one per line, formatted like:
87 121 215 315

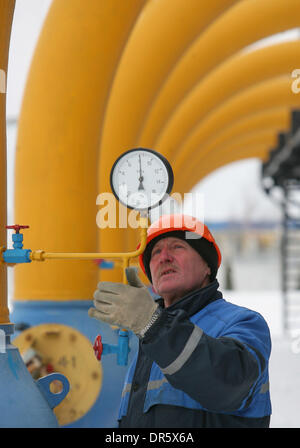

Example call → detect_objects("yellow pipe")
29 217 148 262
173 76 300 193
190 144 272 185
188 107 289 165
193 147 270 187
139 0 300 147
14 0 147 301
0 217 148 288
99 0 236 157
98 0 237 282
184 129 278 189
177 107 290 192
2 219 147 291
30 237 147 286
158 40 300 170
194 107 290 156
0 0 15 324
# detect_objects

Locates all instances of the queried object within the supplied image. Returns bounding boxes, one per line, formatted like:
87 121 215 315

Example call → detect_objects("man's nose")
158 246 173 262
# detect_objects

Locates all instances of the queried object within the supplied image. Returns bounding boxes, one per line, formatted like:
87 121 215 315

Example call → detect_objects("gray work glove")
88 267 159 336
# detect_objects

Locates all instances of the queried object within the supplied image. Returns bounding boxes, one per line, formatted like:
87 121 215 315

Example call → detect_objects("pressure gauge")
110 148 174 210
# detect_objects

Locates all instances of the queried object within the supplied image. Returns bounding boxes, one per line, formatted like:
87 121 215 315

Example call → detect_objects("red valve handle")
6 225 30 234
93 334 103 361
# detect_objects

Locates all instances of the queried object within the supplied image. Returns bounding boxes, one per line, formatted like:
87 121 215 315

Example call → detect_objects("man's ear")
205 266 211 281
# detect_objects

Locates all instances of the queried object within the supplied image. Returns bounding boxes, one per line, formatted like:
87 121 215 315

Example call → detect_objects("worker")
88 214 271 428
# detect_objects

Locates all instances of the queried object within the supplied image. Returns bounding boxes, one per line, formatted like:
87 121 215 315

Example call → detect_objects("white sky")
5 0 298 223
7 0 52 118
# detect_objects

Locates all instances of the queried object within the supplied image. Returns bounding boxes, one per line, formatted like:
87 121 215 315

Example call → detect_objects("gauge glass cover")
110 149 173 210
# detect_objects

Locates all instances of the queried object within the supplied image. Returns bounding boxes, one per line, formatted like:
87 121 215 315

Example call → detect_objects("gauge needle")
138 155 145 190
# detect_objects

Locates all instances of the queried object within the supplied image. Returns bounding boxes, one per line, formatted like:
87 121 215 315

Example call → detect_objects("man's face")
149 236 211 307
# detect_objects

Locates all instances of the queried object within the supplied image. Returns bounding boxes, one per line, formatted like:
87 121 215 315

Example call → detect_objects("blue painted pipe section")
101 329 130 366
37 373 70 409
11 300 139 428
117 329 131 365
0 324 65 428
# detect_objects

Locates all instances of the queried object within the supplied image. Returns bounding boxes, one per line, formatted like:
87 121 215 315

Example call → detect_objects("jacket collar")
155 279 222 317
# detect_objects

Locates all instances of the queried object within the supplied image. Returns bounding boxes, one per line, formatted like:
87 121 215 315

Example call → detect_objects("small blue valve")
94 258 114 270
3 225 32 264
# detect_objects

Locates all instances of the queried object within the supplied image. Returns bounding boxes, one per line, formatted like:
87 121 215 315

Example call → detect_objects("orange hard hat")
139 214 222 282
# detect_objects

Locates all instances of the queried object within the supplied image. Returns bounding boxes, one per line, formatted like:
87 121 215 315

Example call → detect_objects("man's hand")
88 267 159 335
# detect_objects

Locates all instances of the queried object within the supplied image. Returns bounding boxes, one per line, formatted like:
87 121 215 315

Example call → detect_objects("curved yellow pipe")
14 0 147 301
28 216 148 285
191 107 289 165
98 0 236 164
0 0 15 323
157 40 300 168
177 107 290 192
173 76 300 192
123 111 284 247
182 130 278 191
139 0 300 147
98 0 237 281
195 145 271 185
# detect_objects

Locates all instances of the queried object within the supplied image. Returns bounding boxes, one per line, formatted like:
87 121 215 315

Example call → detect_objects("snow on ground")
269 336 300 428
225 290 300 428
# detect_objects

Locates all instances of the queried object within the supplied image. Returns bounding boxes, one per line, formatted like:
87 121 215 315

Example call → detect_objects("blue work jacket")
119 280 271 428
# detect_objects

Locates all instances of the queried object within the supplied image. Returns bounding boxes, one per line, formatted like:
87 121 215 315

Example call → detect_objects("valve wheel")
93 335 103 361
6 224 30 234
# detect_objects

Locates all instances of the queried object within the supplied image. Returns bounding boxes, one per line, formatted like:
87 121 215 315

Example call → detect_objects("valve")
6 225 29 249
3 224 32 264
94 258 114 270
6 224 30 234
93 334 103 361
93 329 130 366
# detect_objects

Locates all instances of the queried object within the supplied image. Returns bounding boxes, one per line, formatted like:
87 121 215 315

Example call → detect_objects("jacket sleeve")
140 306 271 413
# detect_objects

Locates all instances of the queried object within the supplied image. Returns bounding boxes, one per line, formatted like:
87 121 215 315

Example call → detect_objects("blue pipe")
99 329 130 366
0 323 69 427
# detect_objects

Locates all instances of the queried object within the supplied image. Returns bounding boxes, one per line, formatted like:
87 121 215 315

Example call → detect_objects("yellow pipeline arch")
174 76 300 193
188 107 290 168
97 0 238 280
138 0 300 147
125 108 290 251
98 0 240 280
185 130 279 189
98 3 300 274
13 0 300 295
14 0 148 300
156 40 300 168
99 0 237 163
191 145 272 187
178 108 290 191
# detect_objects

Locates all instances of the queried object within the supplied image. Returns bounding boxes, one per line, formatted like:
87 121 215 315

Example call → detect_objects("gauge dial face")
110 148 173 210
